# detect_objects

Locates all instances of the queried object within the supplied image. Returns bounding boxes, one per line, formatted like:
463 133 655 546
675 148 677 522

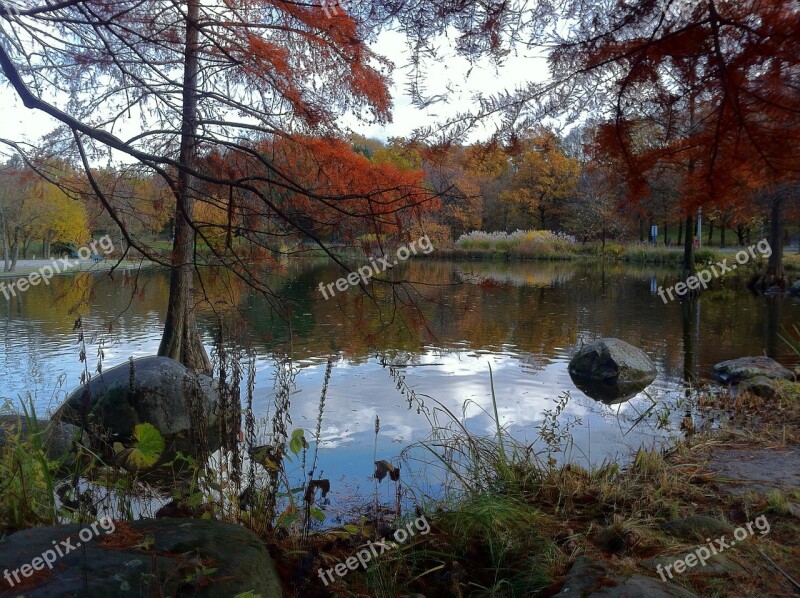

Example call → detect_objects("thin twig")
756 547 800 594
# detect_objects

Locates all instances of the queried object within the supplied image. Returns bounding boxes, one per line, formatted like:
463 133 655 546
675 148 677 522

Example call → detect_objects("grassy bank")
0 258 154 279
272 365 800 597
435 243 723 266
3 348 800 597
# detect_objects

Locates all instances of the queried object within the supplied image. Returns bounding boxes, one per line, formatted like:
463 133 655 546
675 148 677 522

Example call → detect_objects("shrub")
694 247 719 264
455 230 577 259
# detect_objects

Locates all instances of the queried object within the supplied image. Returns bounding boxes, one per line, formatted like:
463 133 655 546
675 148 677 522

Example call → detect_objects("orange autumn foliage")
565 0 800 213
198 135 437 248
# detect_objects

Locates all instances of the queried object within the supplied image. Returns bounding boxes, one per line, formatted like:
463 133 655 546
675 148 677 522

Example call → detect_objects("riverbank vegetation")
437 229 725 265
3 347 799 596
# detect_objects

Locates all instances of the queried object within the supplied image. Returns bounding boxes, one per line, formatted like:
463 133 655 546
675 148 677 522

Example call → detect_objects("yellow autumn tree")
29 179 89 258
501 129 580 230
194 197 231 253
460 141 513 231
371 138 424 171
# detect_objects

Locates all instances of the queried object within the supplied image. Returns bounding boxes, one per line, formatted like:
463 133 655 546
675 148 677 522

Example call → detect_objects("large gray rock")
645 553 745 576
568 338 657 404
0 518 282 597
54 356 220 466
708 445 800 495
661 515 734 540
711 356 794 384
558 556 698 597
736 375 778 399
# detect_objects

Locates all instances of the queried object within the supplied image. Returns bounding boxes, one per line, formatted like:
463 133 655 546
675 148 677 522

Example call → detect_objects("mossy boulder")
776 380 800 401
645 553 745 576
559 556 698 597
711 356 794 384
737 376 778 399
0 518 282 597
54 356 220 467
661 515 734 540
568 338 657 404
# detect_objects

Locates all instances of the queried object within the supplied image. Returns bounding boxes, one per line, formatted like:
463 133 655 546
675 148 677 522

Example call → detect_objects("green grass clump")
0 400 61 531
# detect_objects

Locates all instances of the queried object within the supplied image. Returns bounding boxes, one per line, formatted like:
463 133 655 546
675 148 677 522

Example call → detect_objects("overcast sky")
352 29 549 142
0 26 549 151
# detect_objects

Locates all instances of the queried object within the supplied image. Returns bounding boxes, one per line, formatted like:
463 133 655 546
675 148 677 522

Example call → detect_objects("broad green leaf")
289 429 307 456
278 510 300 528
310 507 326 522
116 423 165 470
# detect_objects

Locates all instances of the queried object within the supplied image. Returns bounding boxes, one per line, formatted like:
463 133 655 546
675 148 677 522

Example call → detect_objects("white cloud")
348 27 550 141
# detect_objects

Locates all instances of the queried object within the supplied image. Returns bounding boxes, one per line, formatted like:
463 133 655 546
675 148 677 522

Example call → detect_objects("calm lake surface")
2 259 798 508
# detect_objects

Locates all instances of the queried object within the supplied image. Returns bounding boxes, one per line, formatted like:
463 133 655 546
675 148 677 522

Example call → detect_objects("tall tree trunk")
42 235 51 260
766 296 780 357
663 221 668 245
157 0 211 375
720 219 726 248
707 219 714 245
683 71 698 282
681 296 697 383
766 192 784 282
9 229 19 272
639 217 644 242
677 219 683 246
736 225 745 246
682 213 695 279
0 205 9 272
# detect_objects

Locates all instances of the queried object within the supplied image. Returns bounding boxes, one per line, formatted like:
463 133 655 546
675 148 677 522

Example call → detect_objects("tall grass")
454 230 578 260
449 230 725 265
0 396 88 531
780 324 800 359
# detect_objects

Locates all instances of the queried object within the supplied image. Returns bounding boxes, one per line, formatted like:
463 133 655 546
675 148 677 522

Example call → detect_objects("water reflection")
1 260 799 500
567 374 652 405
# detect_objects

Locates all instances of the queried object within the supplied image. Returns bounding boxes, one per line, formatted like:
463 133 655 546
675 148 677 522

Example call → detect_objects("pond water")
1 259 798 511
